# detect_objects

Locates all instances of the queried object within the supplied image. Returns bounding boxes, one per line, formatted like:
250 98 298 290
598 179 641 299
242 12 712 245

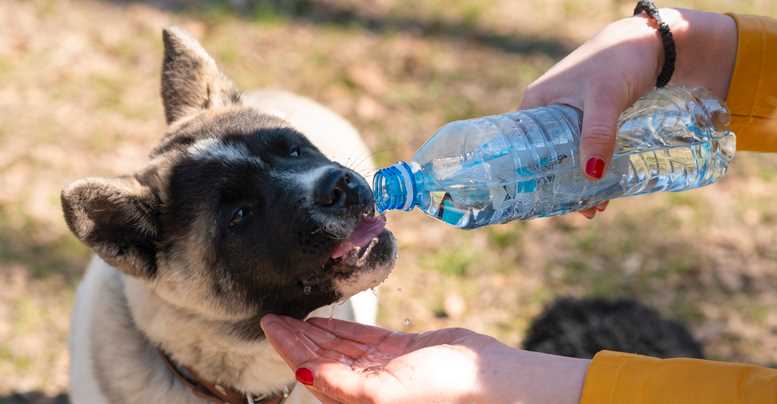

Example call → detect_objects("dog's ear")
161 27 241 125
61 176 159 278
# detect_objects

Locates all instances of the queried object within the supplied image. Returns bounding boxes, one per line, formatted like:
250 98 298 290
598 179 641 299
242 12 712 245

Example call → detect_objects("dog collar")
160 348 293 404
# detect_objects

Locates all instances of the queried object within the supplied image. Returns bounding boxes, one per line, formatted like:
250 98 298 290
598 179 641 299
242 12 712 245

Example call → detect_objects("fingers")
261 314 321 368
285 317 372 358
578 201 610 219
579 208 597 219
519 88 546 110
308 317 408 347
262 316 368 403
296 370 342 404
579 85 625 181
295 361 382 403
407 327 477 350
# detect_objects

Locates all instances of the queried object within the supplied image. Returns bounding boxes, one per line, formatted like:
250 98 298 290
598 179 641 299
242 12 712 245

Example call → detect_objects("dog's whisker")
342 149 395 181
342 151 381 170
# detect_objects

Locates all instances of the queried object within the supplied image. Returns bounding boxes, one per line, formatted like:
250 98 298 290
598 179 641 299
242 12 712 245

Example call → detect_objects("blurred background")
1 0 776 402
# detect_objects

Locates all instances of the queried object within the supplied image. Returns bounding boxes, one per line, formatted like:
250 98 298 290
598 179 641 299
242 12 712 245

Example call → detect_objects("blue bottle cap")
373 161 416 212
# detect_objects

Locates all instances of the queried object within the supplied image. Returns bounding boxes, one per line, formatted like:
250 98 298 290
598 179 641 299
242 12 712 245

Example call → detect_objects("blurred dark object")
0 393 68 404
522 297 704 359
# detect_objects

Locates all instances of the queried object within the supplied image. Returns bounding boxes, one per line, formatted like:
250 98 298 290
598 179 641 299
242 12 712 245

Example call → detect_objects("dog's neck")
122 275 295 396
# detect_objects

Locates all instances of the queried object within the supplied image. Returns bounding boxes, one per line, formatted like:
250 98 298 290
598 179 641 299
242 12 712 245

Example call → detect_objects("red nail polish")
296 368 314 385
585 157 605 179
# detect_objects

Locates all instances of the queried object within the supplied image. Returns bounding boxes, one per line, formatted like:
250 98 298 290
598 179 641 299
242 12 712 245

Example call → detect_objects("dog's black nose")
314 168 364 209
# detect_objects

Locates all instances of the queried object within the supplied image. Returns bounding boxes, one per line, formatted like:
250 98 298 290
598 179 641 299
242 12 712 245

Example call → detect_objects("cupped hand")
261 315 589 404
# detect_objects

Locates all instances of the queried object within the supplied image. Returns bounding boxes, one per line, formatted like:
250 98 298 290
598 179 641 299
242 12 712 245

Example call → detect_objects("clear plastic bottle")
373 86 736 229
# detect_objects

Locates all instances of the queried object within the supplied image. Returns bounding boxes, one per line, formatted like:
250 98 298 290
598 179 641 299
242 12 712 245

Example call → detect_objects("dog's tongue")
330 215 386 259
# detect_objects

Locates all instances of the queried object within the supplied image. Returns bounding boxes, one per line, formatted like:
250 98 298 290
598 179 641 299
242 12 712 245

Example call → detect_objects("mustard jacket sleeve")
580 351 777 404
726 14 777 152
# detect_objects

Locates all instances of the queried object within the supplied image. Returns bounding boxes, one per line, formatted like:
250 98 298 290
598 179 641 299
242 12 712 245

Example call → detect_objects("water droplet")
303 285 312 295
402 318 412 327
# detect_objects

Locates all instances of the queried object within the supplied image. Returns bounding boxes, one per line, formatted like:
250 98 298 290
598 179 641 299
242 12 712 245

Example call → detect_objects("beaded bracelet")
633 0 676 88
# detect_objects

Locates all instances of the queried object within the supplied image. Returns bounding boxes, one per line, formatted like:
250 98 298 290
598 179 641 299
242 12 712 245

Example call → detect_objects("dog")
522 297 704 359
61 27 397 404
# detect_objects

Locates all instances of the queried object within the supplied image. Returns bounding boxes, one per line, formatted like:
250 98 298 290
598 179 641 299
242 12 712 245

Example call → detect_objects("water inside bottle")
417 123 732 229
375 86 734 228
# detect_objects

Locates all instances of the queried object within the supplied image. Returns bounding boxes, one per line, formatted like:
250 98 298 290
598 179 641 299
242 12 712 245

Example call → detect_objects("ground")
0 0 776 401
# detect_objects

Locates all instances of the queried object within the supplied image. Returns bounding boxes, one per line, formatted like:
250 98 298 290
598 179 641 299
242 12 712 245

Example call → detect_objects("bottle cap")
373 161 416 212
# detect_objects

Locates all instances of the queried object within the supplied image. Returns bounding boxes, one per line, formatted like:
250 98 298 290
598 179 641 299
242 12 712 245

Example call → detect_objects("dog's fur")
522 297 704 359
62 28 397 404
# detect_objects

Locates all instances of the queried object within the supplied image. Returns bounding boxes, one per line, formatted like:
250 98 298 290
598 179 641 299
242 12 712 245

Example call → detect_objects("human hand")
261 315 589 404
520 9 737 217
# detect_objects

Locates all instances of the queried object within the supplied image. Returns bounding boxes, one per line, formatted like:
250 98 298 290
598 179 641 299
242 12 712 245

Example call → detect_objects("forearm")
497 350 590 404
597 8 737 100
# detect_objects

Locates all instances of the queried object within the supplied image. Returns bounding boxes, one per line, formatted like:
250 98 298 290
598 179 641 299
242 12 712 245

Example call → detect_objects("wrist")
506 350 590 404
567 357 591 404
621 8 686 87
620 8 737 100
663 9 738 99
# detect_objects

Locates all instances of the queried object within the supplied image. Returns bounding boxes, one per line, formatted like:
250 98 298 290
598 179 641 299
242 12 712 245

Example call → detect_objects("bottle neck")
373 161 417 213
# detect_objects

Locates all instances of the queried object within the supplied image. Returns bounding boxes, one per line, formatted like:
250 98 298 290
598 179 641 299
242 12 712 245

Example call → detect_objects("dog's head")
61 28 396 330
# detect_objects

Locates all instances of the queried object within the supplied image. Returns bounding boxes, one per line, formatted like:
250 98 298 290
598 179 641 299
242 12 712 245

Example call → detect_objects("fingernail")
585 157 605 180
296 368 314 386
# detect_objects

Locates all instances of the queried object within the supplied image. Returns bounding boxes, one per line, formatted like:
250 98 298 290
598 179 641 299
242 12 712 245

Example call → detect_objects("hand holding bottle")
520 8 737 217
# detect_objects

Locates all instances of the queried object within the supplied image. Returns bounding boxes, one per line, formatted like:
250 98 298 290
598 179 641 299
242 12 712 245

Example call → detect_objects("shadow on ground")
106 0 573 58
0 393 68 404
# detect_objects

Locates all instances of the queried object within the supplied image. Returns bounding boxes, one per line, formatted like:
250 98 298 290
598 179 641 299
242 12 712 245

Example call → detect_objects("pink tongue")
330 215 387 259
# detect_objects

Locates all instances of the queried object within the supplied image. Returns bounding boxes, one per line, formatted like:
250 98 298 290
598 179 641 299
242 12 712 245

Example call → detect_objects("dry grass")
0 0 776 399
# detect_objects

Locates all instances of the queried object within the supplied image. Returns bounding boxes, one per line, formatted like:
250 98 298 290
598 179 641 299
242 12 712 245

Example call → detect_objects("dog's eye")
229 207 253 227
289 146 300 157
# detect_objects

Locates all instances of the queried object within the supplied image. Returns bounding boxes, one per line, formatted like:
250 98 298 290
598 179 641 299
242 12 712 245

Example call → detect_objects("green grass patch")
420 246 478 277
486 223 524 250
0 345 32 372
0 208 90 283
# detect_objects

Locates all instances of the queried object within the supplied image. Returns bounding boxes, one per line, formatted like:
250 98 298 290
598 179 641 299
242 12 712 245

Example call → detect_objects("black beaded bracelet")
633 0 676 88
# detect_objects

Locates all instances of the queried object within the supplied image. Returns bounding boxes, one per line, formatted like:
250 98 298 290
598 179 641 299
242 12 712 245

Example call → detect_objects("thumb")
294 360 395 404
579 86 626 180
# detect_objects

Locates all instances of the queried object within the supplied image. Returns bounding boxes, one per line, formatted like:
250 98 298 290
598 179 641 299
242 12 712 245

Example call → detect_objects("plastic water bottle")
373 86 735 229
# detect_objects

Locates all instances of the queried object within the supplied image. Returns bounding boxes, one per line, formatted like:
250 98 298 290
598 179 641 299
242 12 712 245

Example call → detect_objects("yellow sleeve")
580 350 777 404
726 14 777 152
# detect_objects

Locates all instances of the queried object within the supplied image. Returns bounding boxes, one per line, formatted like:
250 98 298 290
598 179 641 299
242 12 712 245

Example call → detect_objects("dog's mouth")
322 211 396 301
329 212 387 262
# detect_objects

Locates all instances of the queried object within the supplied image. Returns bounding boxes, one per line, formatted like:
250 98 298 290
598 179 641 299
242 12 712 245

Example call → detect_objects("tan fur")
61 176 159 278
